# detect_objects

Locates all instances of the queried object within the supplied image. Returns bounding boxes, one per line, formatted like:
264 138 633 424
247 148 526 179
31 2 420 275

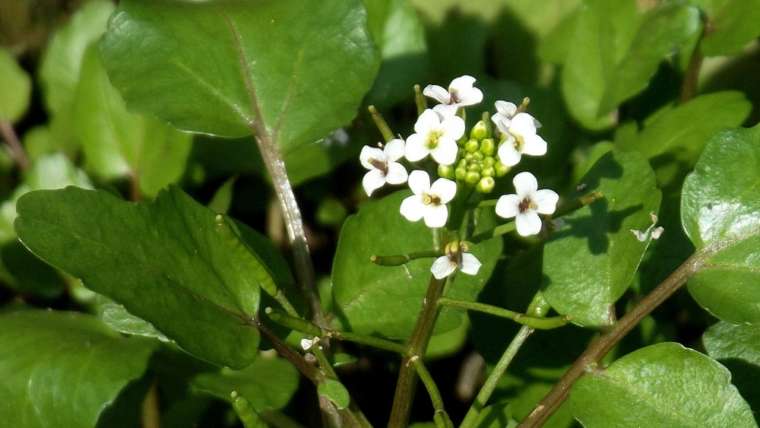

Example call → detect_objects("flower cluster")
360 76 559 278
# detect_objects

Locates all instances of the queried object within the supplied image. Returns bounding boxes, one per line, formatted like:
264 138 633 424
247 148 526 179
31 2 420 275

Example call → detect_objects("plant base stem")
388 276 447 428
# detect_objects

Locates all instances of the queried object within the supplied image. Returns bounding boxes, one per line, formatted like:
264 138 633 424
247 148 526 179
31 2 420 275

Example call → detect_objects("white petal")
510 112 537 137
497 139 522 167
385 162 408 185
513 172 538 198
423 85 450 104
430 178 457 204
433 103 459 117
456 86 483 106
515 212 542 236
449 75 476 93
384 138 406 161
522 134 547 156
407 170 430 195
492 114 511 135
300 338 314 350
431 138 458 166
495 100 517 118
423 204 448 228
441 115 465 140
362 169 386 196
405 134 429 162
414 109 441 134
431 256 457 279
495 194 520 218
360 146 385 170
533 189 559 215
460 253 482 276
400 195 425 222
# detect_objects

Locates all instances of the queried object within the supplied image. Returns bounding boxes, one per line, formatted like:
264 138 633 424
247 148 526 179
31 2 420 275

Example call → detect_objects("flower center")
518 197 536 213
449 88 461 104
426 130 443 149
422 193 441 206
512 133 525 152
368 157 388 175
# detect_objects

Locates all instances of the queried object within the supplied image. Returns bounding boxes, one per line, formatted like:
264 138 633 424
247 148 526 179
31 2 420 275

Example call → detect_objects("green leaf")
562 1 700 129
543 150 662 327
617 91 751 177
193 356 299 412
704 321 760 411
100 0 379 152
681 125 760 325
0 48 31 122
15 186 273 368
94 295 168 341
695 0 760 56
39 0 114 116
332 191 502 339
318 379 351 410
570 342 755 428
365 0 428 108
0 310 155 428
74 44 191 196
0 153 92 244
704 321 760 366
208 177 237 214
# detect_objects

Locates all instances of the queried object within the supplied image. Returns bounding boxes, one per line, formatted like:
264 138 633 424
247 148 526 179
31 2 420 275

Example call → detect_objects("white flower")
490 100 518 127
431 249 481 279
495 172 558 236
300 337 319 351
494 112 547 167
423 75 484 116
400 170 457 228
405 109 464 166
360 139 408 196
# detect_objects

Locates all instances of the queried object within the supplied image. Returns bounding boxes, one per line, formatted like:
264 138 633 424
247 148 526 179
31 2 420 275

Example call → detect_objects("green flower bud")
477 176 495 193
455 167 467 180
438 164 454 179
473 151 484 160
465 171 480 185
481 166 495 177
470 120 488 140
467 162 480 172
494 161 510 177
480 138 495 156
465 139 479 153
457 158 467 169
464 153 474 161
483 156 495 167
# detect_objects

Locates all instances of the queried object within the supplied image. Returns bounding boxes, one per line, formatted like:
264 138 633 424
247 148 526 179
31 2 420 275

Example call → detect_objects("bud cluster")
439 120 510 194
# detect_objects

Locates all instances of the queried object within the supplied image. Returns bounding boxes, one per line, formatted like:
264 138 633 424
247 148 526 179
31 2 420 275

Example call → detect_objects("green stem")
388 276 449 428
371 250 442 266
368 105 395 142
260 410 305 428
459 293 552 428
471 222 515 243
414 84 426 115
438 298 567 330
332 331 407 354
0 120 29 171
412 358 454 428
265 306 406 354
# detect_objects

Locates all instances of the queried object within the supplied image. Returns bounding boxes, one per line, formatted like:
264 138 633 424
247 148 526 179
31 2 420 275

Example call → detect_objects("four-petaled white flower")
405 109 464 166
360 139 408 196
494 111 547 167
431 244 482 280
400 170 457 228
424 75 484 117
495 172 558 236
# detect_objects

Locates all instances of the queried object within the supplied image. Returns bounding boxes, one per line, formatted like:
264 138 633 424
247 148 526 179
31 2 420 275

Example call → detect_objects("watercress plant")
1 0 759 427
